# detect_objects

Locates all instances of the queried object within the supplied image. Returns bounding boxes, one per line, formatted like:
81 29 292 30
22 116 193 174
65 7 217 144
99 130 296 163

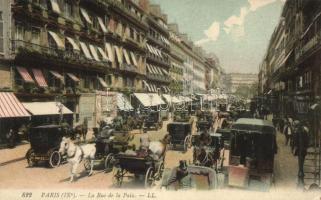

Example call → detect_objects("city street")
0 117 299 191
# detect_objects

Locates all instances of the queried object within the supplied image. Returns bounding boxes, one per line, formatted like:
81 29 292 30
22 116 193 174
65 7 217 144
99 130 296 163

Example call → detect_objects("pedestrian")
283 120 292 146
294 121 310 188
6 129 15 148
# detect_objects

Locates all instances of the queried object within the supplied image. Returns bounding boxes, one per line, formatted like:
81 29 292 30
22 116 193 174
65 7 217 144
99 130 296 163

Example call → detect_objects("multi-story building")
168 23 184 95
224 73 257 93
258 0 321 118
141 3 171 94
0 0 147 127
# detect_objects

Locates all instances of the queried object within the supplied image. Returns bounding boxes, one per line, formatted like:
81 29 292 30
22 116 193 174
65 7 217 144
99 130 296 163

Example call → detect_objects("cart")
167 122 192 152
228 118 277 190
112 154 164 188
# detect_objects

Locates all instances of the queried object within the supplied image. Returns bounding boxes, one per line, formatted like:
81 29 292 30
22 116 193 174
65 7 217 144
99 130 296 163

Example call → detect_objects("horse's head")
59 137 71 155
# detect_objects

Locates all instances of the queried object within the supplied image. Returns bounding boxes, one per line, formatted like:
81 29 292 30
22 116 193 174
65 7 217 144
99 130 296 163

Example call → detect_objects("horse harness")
67 145 85 162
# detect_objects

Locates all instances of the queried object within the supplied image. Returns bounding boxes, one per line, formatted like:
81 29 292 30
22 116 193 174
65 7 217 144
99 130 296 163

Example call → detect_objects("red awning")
67 73 80 82
32 69 48 87
17 67 34 83
50 70 64 83
0 92 30 118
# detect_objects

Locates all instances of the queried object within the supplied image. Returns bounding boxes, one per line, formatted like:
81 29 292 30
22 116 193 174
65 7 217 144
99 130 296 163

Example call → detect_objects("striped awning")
32 69 48 87
98 77 107 88
0 92 30 118
80 8 93 24
50 71 64 83
67 73 80 82
97 17 108 33
17 67 34 83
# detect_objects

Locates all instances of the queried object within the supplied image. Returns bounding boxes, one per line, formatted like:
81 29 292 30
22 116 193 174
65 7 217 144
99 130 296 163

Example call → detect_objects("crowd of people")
276 116 310 187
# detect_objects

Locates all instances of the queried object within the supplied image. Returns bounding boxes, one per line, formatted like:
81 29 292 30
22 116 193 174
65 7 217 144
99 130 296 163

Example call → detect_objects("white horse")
140 134 171 160
59 137 96 182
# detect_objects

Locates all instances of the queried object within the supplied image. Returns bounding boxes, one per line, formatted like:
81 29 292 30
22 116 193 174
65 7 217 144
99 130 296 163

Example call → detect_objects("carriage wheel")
26 149 35 167
156 162 164 180
104 153 114 173
49 151 61 168
144 167 155 188
112 167 123 187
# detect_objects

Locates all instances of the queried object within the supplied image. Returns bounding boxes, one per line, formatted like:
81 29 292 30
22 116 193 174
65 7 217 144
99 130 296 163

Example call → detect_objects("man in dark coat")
294 121 310 187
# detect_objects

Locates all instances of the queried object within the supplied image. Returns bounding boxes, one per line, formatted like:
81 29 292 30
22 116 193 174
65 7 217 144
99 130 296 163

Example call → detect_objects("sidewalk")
0 142 30 166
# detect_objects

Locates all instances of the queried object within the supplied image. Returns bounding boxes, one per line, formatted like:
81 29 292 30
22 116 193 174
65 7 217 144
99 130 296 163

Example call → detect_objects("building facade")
224 73 258 93
0 0 148 127
258 0 321 118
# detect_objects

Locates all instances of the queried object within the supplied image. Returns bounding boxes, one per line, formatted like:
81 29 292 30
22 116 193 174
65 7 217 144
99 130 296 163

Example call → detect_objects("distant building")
223 73 258 93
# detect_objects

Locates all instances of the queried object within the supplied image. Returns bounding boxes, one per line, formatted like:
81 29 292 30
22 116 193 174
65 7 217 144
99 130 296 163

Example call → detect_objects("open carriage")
112 154 164 188
25 125 65 168
167 122 192 152
228 118 277 190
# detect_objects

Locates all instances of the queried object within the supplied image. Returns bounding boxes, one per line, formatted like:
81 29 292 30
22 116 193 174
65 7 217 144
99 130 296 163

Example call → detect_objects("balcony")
146 73 170 83
11 40 111 71
147 33 170 50
295 14 321 62
101 0 148 28
119 63 141 75
146 52 170 67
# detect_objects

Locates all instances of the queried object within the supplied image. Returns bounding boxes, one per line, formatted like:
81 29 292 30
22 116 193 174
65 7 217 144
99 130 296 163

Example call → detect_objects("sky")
149 0 286 73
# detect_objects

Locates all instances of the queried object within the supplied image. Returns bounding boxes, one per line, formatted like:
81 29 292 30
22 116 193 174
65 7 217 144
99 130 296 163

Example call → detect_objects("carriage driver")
199 130 212 146
166 160 195 190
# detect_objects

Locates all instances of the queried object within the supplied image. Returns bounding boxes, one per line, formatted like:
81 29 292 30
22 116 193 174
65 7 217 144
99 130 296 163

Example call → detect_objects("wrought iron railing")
11 40 111 69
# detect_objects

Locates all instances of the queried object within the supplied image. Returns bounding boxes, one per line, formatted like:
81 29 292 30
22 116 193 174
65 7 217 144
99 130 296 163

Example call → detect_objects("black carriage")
143 111 163 131
86 129 135 172
167 122 192 151
25 125 64 168
196 111 214 132
161 165 219 190
191 132 224 169
228 118 277 190
112 154 164 188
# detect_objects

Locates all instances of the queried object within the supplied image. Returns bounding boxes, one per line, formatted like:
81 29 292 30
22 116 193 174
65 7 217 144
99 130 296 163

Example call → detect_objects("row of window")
28 0 145 44
15 24 144 69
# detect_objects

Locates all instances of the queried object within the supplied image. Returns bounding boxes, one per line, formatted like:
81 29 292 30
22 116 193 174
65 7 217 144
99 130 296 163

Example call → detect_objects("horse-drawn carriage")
167 122 192 152
228 118 277 190
196 111 214 132
26 125 65 168
191 132 224 170
86 128 135 172
112 154 164 188
143 111 163 131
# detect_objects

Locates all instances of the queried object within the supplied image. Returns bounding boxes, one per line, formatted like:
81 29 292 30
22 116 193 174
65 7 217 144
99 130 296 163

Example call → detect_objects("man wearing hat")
166 160 195 189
